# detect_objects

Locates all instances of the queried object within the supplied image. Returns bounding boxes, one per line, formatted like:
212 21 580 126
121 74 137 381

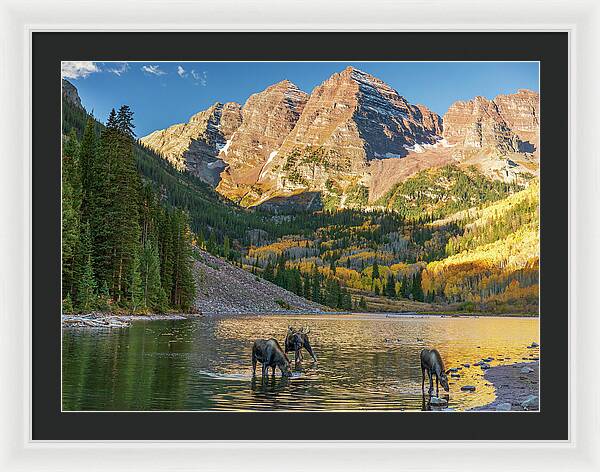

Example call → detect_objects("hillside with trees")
62 96 539 315
62 107 196 314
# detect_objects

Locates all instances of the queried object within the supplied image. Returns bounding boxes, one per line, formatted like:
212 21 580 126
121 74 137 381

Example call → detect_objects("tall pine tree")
62 130 81 300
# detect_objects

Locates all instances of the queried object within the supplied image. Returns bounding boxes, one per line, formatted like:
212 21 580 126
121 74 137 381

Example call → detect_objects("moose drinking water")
284 326 318 365
252 338 292 378
420 348 450 397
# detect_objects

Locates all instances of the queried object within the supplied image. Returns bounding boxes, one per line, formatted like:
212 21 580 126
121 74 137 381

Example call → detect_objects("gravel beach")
470 361 540 411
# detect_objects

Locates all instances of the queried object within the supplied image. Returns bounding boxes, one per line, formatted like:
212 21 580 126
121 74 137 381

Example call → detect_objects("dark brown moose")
420 348 450 396
284 326 318 365
252 338 292 378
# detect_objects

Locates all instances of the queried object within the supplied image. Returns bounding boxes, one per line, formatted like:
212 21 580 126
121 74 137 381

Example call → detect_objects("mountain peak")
517 88 538 95
266 79 302 92
273 78 294 87
443 89 540 156
141 100 242 185
140 66 539 210
340 65 367 75
336 66 378 84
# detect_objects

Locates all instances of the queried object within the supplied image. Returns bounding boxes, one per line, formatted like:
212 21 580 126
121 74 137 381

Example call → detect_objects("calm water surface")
62 313 539 411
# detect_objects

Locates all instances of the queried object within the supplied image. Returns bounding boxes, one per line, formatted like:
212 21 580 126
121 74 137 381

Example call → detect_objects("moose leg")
252 355 257 376
262 363 268 378
421 368 425 392
304 340 317 362
436 374 439 397
272 366 276 376
428 370 434 396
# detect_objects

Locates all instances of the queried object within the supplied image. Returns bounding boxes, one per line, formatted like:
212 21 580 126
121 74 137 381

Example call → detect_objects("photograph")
60 60 540 413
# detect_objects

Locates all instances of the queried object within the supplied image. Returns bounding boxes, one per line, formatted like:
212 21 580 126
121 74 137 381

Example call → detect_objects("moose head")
299 326 310 335
439 371 450 392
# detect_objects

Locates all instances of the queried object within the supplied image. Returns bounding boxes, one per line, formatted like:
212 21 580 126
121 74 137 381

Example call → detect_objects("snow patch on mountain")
259 151 279 178
218 135 235 155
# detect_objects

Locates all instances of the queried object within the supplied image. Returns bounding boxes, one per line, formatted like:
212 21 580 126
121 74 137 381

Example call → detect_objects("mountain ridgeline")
140 66 539 211
62 70 540 314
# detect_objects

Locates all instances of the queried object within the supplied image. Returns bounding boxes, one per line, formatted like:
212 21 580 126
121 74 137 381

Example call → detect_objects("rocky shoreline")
61 309 337 328
62 309 537 328
61 312 192 328
470 361 540 411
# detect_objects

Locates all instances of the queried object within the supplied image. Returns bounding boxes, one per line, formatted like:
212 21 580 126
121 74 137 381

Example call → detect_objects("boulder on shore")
521 395 539 410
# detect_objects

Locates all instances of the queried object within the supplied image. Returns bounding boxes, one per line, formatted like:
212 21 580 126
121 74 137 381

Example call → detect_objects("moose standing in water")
420 348 450 397
252 338 292 378
285 326 318 365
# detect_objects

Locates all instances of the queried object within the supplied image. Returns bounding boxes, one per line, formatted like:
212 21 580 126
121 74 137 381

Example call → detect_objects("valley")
62 64 540 316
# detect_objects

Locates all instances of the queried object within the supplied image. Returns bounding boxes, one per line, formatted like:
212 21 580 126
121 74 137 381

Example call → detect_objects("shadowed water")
62 313 539 411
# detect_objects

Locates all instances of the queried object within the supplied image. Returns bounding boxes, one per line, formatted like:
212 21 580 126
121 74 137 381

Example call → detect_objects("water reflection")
62 314 539 411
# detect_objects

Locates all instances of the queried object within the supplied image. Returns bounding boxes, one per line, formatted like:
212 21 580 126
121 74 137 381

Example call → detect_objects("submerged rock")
461 385 476 392
520 366 535 374
429 396 448 406
496 402 512 411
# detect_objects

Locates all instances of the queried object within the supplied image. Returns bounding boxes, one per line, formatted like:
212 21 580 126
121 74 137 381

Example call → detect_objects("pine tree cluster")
62 107 196 314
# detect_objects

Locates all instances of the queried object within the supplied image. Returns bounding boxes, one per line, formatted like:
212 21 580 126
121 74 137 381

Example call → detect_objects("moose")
252 338 292 378
420 348 450 397
284 326 318 365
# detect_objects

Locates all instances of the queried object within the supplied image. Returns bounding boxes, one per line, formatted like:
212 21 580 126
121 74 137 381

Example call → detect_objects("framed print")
2 0 599 471
33 31 564 440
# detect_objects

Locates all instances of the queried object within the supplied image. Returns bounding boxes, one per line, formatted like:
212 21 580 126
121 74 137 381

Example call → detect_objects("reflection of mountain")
141 67 539 210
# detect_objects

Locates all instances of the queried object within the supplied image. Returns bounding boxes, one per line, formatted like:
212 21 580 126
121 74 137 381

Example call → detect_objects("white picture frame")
1 0 597 470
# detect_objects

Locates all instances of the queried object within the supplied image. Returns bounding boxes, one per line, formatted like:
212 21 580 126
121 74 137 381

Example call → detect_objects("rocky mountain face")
140 102 242 186
492 89 540 153
215 80 308 203
443 89 539 155
443 97 519 152
62 79 83 109
437 90 540 186
140 67 539 210
245 67 445 206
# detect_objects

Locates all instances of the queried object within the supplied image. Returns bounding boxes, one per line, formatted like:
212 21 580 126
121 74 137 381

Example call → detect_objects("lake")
62 313 539 411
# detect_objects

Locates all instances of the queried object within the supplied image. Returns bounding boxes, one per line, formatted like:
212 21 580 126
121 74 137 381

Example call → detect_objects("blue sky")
63 61 540 138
